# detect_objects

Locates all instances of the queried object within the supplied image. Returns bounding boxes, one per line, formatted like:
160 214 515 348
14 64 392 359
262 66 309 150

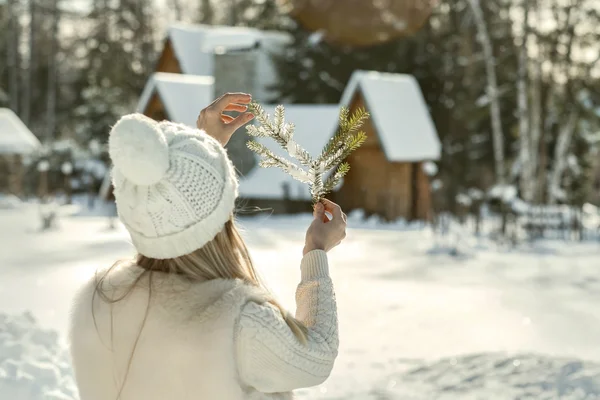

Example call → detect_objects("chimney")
213 44 259 176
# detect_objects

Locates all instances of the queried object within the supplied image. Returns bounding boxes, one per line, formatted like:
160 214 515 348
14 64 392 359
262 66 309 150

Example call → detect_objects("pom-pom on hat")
108 113 238 259
108 114 170 186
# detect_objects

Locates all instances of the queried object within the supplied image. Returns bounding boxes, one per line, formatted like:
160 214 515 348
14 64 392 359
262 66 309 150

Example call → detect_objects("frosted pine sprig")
246 102 369 203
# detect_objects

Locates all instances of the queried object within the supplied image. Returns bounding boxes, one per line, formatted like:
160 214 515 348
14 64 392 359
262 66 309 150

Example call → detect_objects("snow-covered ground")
2 201 600 399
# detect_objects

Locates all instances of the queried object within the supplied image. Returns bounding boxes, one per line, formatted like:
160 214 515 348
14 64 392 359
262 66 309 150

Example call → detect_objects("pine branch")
247 140 312 183
311 170 323 201
248 102 314 167
246 124 269 137
343 107 370 135
247 140 292 170
246 102 369 203
324 131 367 170
319 107 370 164
274 105 284 135
322 162 350 194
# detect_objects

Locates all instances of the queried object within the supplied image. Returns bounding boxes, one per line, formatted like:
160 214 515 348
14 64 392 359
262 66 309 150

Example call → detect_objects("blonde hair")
93 217 307 399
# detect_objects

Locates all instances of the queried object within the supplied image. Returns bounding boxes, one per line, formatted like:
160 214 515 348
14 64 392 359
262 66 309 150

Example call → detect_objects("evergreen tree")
73 0 156 144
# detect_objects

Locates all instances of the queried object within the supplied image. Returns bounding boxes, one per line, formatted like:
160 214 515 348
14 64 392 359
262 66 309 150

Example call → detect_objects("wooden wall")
334 91 432 221
155 40 182 74
144 93 167 122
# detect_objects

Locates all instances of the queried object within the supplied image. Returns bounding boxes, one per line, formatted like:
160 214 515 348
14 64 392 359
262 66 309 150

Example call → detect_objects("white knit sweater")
68 250 338 400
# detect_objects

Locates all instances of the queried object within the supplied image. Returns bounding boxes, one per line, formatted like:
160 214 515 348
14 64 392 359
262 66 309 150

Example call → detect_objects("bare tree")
467 0 506 183
544 0 588 204
228 0 237 26
135 0 155 74
6 0 20 113
46 0 60 141
199 0 214 24
547 110 579 204
527 0 543 203
22 0 36 126
170 0 183 21
516 0 531 199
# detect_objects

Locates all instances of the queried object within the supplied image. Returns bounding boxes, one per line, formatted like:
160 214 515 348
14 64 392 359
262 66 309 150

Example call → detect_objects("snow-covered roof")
167 23 289 76
239 105 340 200
0 108 41 155
339 70 441 162
137 73 215 127
165 23 289 102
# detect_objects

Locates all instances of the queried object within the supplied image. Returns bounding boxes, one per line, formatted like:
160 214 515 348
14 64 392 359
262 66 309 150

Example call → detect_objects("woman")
69 93 346 400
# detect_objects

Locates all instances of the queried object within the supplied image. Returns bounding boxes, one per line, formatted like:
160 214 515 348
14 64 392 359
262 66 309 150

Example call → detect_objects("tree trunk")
199 0 214 24
528 2 543 203
228 0 237 26
517 0 530 199
547 110 578 204
138 1 154 75
7 0 20 114
467 0 505 183
22 0 36 126
46 0 60 141
170 0 182 21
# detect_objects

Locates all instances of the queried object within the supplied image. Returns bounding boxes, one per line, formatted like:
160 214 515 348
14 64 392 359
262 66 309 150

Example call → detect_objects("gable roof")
340 70 441 161
137 73 215 127
239 105 339 200
164 23 289 102
0 108 41 155
166 23 289 76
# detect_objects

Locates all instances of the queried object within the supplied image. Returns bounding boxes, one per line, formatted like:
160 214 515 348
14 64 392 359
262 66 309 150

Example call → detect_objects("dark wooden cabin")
331 71 441 222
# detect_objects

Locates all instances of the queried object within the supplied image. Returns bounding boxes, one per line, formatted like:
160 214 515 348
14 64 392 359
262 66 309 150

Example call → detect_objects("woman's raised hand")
196 92 255 146
304 199 347 256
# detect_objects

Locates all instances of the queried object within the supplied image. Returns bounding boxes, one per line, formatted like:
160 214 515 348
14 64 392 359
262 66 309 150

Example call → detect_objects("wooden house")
154 23 289 102
330 71 441 221
0 108 41 195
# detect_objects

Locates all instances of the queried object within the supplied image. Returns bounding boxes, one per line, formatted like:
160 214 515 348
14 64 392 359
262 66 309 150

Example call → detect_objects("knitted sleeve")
234 250 339 393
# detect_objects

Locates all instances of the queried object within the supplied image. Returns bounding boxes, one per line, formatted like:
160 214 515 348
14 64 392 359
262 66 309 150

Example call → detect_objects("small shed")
239 105 339 212
0 108 42 194
331 71 441 221
155 23 289 102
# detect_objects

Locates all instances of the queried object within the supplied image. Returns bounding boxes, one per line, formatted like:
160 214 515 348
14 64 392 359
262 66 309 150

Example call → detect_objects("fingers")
321 199 344 222
213 93 252 111
225 112 255 131
223 103 248 112
313 202 325 221
220 114 234 123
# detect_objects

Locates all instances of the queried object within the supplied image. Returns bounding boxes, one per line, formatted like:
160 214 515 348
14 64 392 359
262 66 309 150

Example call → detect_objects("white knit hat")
108 113 238 259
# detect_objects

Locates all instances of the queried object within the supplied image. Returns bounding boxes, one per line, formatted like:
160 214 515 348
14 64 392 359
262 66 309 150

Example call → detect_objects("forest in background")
1 0 599 210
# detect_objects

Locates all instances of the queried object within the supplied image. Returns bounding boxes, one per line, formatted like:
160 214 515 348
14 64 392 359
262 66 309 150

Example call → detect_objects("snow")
467 188 484 201
3 204 600 399
455 193 473 207
0 108 42 155
422 161 438 176
488 184 518 202
431 179 443 191
339 71 441 162
137 73 215 127
0 194 23 210
239 105 339 200
0 313 77 400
